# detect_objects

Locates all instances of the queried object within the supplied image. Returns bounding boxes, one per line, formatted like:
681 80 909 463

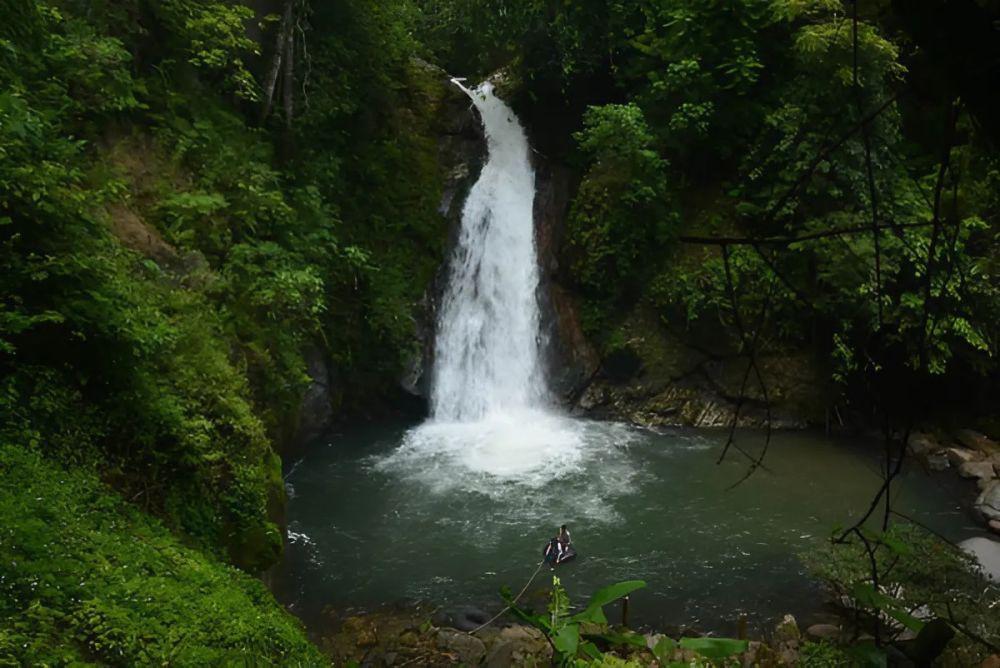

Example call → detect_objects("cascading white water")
431 80 547 420
379 79 635 485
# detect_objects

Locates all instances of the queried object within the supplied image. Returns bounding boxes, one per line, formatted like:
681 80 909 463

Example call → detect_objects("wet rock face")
528 147 826 426
532 154 601 402
293 346 338 446
568 308 824 429
402 65 487 401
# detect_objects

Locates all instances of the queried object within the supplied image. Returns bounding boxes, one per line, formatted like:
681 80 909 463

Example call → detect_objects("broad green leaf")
587 580 646 608
583 630 648 649
579 641 602 660
552 623 579 656
652 635 677 661
570 605 607 625
679 636 749 659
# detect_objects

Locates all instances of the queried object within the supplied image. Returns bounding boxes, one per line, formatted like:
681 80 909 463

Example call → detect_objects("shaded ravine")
271 81 982 639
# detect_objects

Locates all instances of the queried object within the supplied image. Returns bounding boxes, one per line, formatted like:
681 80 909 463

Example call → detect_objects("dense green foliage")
418 0 1000 418
807 523 1000 665
503 576 751 666
3 0 1000 662
0 0 446 569
0 444 323 665
1 0 449 661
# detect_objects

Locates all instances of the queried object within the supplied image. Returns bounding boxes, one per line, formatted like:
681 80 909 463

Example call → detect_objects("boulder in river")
805 623 841 642
975 480 1000 523
432 605 490 632
945 446 979 466
959 536 1000 581
435 628 486 665
959 460 998 482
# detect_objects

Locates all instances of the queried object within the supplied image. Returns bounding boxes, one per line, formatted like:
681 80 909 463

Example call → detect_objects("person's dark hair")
560 524 567 531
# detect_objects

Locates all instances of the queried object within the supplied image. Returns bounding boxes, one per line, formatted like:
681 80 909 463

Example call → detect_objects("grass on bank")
0 443 324 666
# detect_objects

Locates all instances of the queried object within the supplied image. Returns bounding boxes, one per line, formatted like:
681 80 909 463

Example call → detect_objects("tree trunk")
259 0 294 124
282 20 294 128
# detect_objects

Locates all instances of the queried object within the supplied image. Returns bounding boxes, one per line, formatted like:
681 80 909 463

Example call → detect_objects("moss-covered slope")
0 444 323 666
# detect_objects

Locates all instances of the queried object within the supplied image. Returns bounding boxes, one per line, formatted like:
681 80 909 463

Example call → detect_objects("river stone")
433 605 490 632
959 537 1000 581
805 623 841 641
484 641 515 668
946 446 979 466
498 625 547 644
959 460 998 481
483 625 552 667
774 614 801 644
975 481 1000 523
955 429 1000 456
435 628 486 664
991 520 1000 535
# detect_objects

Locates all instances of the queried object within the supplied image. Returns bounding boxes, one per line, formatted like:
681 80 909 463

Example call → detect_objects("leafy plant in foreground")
806 523 1000 665
503 577 748 666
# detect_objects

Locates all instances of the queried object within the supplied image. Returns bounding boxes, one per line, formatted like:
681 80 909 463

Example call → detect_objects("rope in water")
467 559 546 635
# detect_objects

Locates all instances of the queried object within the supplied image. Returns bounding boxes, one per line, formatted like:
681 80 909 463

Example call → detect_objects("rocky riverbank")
907 428 1000 584
908 429 1000 538
310 604 856 666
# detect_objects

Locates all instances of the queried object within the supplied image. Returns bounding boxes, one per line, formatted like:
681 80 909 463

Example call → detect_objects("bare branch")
678 221 933 246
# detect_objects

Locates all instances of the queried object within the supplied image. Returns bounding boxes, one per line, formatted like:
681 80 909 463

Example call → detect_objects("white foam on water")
383 411 635 483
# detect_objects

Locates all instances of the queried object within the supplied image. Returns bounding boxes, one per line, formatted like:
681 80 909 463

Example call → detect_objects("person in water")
549 525 572 564
544 537 561 565
543 524 573 565
557 524 571 548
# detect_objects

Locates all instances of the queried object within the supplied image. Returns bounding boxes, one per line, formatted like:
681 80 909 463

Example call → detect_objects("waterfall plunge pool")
272 417 977 636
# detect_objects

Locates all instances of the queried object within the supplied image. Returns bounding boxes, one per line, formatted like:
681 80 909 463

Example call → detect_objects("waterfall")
379 78 624 485
431 80 547 421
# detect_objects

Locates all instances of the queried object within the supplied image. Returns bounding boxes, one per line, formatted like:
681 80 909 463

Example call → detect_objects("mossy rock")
228 521 283 573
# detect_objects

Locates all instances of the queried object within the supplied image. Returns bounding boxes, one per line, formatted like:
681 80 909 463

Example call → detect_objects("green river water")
273 419 978 636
